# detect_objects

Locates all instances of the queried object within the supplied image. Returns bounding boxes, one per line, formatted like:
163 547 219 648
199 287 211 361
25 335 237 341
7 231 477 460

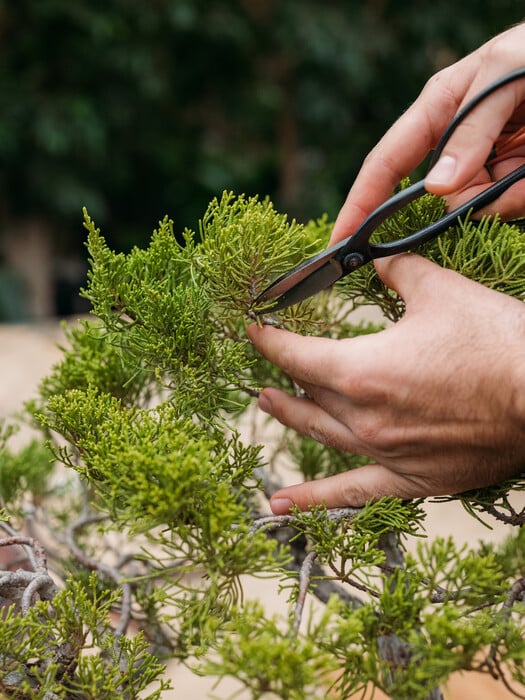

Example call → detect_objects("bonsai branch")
0 535 58 613
292 550 318 634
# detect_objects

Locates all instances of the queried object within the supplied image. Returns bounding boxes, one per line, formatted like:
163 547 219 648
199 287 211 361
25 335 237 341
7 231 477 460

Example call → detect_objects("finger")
329 65 472 244
445 178 525 221
373 253 455 311
426 61 525 193
257 387 358 452
330 116 440 244
292 378 365 425
247 324 366 393
269 464 424 512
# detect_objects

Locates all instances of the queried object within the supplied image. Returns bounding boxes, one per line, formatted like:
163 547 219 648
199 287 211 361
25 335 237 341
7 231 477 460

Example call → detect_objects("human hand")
247 254 525 513
330 23 525 245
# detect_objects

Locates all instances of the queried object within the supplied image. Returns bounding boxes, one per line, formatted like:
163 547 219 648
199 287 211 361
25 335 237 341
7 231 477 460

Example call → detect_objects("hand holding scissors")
331 24 525 246
254 68 525 314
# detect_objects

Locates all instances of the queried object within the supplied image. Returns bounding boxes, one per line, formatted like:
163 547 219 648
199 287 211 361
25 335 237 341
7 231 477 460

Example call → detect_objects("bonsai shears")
253 68 525 313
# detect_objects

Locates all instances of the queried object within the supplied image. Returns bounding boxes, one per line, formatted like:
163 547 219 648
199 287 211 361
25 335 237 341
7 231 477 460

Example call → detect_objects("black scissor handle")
370 162 525 259
430 66 525 168
335 180 427 265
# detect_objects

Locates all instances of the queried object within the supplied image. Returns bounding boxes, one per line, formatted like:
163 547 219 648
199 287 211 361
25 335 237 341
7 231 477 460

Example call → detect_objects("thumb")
425 76 525 195
270 464 420 513
372 253 441 307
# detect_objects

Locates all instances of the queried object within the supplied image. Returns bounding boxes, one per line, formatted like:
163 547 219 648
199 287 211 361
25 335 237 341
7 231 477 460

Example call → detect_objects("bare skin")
248 24 525 514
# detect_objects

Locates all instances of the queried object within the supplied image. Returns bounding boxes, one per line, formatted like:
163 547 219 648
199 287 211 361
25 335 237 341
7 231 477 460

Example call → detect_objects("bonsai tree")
1 189 525 699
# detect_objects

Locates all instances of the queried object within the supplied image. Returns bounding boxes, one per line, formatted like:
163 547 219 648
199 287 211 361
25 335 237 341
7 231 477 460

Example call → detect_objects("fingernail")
270 497 294 514
426 154 457 186
258 393 272 414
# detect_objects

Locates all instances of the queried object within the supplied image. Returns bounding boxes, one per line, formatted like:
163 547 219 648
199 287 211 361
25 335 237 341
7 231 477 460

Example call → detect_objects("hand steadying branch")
248 251 525 512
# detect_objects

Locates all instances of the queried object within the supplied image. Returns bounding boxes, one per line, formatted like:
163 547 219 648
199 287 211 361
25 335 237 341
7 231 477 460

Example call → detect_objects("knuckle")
422 68 446 93
351 413 383 447
339 479 370 507
351 412 397 454
341 368 382 404
362 148 403 183
484 33 519 67
308 427 330 445
301 483 326 509
421 68 457 108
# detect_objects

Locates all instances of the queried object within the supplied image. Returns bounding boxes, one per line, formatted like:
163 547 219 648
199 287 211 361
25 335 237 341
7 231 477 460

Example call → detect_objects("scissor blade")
254 251 344 312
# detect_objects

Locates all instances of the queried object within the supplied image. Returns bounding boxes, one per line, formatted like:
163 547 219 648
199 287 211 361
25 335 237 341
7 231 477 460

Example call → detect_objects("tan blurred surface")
1 320 523 699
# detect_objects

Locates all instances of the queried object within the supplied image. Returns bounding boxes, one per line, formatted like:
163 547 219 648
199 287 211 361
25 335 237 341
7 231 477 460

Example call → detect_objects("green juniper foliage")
0 421 53 509
2 189 525 699
0 573 170 699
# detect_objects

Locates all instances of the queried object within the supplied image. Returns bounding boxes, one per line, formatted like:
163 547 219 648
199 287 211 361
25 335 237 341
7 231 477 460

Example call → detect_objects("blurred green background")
0 1 523 319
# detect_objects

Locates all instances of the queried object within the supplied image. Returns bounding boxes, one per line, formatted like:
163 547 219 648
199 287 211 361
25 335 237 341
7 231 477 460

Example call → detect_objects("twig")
250 506 362 535
328 560 380 599
0 521 39 570
21 574 56 614
0 535 48 570
0 535 59 613
292 550 317 634
482 574 525 698
377 561 471 605
478 655 525 700
252 506 364 609
250 513 299 535
478 503 525 526
65 512 133 637
232 382 260 398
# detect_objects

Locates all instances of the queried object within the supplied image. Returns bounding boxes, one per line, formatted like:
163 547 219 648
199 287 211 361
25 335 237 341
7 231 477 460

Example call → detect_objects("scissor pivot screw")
342 252 365 271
